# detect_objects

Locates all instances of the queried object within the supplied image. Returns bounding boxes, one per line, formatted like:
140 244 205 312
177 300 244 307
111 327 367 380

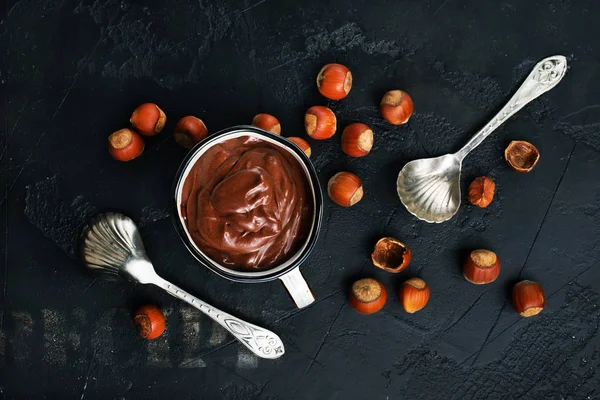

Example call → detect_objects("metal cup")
172 126 323 308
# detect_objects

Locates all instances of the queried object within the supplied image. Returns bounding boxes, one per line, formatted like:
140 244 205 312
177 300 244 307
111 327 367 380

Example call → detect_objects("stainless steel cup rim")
172 125 323 283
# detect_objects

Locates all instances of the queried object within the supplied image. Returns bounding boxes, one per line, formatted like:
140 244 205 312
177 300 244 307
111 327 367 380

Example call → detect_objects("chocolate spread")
181 136 313 271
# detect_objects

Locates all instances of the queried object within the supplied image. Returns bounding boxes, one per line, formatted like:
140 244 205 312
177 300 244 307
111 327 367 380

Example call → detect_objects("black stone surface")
1 0 600 398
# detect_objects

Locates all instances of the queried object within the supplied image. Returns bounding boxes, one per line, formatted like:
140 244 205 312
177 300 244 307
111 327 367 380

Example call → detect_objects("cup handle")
279 268 315 308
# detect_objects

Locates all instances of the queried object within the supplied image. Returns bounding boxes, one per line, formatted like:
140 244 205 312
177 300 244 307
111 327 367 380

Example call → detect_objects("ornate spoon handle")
456 55 567 160
154 276 285 359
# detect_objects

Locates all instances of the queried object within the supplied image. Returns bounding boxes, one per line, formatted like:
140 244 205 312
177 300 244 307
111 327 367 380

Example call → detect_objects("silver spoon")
397 55 568 223
80 212 285 359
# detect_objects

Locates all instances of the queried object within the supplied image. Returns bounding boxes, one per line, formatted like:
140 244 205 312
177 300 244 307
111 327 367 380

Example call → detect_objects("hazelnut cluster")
108 103 208 161
348 240 545 318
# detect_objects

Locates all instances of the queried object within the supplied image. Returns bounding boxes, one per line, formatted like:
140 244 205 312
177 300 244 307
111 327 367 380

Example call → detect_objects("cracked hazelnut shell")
371 237 411 273
505 140 540 173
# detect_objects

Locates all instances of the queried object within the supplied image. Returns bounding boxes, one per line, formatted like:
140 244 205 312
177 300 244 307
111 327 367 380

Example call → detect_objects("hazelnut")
380 90 414 125
371 237 411 273
287 137 311 158
399 278 430 313
134 305 166 340
108 128 145 162
341 123 373 157
349 278 387 314
174 116 208 149
252 113 281 135
305 106 337 140
468 176 495 208
505 140 540 173
512 280 545 317
327 172 363 207
463 249 500 284
316 63 352 100
130 103 166 136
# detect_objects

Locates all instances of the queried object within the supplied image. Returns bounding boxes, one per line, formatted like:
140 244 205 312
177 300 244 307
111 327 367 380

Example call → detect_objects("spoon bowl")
397 154 461 223
397 55 567 223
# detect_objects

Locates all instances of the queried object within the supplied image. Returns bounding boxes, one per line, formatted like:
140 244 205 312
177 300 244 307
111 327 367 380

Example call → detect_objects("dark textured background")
2 0 600 398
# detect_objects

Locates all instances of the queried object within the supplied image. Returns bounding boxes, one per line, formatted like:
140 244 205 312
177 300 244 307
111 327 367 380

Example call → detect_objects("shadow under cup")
172 126 323 308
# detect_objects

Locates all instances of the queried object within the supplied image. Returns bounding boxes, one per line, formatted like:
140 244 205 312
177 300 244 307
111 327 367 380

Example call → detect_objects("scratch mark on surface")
179 355 207 368
381 204 402 233
517 142 575 279
443 289 488 333
52 79 78 120
241 10 258 83
329 330 366 341
305 302 344 373
357 256 371 274
466 302 507 366
1 159 37 173
6 0 22 18
219 360 261 387
546 259 600 299
80 347 98 400
81 278 98 294
1 44 7 338
0 99 28 161
433 0 451 15
274 289 343 324
267 57 300 73
236 0 268 16
382 310 430 334
0 130 46 208
561 104 600 120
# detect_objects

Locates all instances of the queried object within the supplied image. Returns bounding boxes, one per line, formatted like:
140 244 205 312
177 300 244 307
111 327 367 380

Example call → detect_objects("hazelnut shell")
505 140 540 173
371 237 411 273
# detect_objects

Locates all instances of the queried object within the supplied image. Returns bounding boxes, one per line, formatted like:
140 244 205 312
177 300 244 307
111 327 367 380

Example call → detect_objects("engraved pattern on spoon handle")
155 277 285 359
456 55 567 160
